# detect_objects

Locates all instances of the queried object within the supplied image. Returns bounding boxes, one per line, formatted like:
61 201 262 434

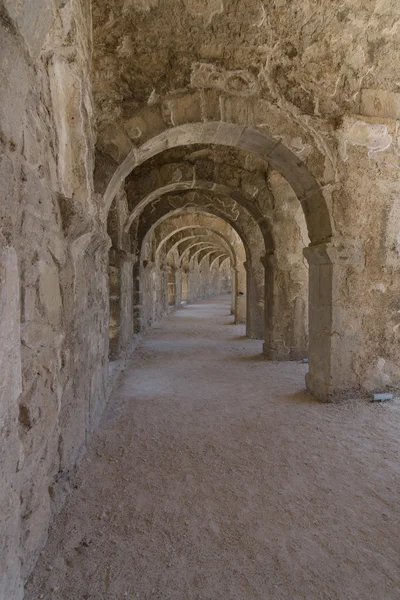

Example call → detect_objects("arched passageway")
101 126 323 393
106 139 310 360
2 2 400 597
136 209 250 333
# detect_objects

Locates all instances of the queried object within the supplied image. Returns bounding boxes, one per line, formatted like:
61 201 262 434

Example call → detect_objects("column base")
305 372 367 403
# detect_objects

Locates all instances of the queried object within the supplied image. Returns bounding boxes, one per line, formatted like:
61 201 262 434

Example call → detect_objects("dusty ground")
26 296 400 600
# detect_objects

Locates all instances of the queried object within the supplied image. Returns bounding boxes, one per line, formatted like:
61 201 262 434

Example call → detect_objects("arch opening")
137 208 245 329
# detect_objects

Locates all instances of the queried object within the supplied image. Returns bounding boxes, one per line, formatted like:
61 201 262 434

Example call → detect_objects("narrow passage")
26 297 400 599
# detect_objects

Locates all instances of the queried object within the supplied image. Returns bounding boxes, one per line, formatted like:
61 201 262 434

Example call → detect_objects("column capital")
303 238 364 266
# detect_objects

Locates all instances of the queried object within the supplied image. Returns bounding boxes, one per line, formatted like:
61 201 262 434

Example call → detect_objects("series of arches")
100 116 398 401
103 122 325 394
2 3 400 597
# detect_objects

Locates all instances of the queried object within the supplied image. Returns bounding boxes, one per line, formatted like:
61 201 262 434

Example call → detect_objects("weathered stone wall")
0 3 110 597
306 117 400 398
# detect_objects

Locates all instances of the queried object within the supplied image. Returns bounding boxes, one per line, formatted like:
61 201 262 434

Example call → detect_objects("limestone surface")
0 0 399 597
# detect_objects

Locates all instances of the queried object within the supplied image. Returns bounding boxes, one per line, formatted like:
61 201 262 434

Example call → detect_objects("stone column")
181 268 189 302
187 266 195 302
109 249 135 359
118 251 136 355
234 264 247 324
316 115 400 400
262 252 308 360
304 240 364 400
108 252 121 360
175 267 182 308
262 252 277 358
230 266 236 315
132 260 141 333
244 260 264 339
167 265 177 309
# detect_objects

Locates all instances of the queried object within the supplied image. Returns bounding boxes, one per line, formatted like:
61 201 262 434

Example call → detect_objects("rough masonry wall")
0 3 110 598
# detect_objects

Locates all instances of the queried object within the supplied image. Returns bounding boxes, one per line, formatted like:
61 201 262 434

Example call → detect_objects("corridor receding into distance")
1 0 400 598
26 297 400 599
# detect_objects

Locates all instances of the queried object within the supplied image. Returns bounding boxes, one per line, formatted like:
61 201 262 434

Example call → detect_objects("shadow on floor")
229 353 265 362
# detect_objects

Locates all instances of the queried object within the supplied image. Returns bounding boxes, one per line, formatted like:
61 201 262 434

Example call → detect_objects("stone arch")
157 228 238 268
121 144 309 356
135 202 261 336
124 179 274 250
186 243 229 264
165 234 235 309
211 255 230 270
184 242 233 308
153 222 244 312
105 124 318 363
148 207 258 265
172 238 233 267
137 207 249 330
199 250 229 266
133 191 264 262
103 122 332 246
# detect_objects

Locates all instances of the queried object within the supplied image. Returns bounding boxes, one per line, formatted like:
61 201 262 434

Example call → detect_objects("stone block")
238 127 278 156
164 91 202 126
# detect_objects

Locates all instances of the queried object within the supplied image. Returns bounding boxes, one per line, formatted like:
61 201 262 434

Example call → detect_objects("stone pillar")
230 267 236 315
167 265 176 309
187 266 194 302
181 268 189 302
134 259 159 330
318 115 400 399
262 252 277 358
132 260 141 333
108 253 120 360
175 267 182 307
304 240 364 400
118 251 136 355
234 264 247 324
262 252 308 360
244 260 264 339
108 249 135 359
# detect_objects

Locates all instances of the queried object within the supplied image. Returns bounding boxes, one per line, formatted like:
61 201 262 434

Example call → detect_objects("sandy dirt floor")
25 296 400 599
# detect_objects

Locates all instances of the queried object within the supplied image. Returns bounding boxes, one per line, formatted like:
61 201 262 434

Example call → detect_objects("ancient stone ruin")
1 1 399 598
